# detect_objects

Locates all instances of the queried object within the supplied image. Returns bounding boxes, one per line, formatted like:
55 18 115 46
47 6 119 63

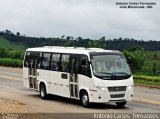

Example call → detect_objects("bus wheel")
80 91 90 107
116 101 127 107
40 83 48 99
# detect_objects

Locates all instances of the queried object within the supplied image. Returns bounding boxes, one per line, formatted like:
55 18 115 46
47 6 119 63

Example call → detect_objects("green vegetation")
134 76 160 86
1 30 160 51
123 48 160 87
0 48 24 59
134 80 160 87
140 51 160 76
0 37 26 50
0 58 23 67
0 48 24 67
134 75 160 83
123 47 145 72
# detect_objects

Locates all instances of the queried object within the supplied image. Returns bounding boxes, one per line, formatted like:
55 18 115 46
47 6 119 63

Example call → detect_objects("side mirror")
81 65 91 77
81 59 91 77
82 65 90 72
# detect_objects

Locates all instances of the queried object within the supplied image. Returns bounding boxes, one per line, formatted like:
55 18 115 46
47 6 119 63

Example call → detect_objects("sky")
0 0 159 41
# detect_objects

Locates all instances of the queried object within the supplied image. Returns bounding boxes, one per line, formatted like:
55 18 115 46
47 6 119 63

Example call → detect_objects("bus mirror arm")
87 61 91 64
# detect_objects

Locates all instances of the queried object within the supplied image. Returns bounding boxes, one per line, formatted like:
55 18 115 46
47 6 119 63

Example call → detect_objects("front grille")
108 86 126 92
110 94 125 98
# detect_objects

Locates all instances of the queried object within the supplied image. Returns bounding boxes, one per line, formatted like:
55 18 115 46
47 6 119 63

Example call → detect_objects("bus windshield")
90 53 132 80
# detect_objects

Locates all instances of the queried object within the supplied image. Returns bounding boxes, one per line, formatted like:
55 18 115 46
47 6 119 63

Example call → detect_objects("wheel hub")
41 87 45 97
82 95 88 105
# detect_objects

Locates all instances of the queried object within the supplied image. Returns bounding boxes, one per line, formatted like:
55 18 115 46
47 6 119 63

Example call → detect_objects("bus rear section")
23 47 133 107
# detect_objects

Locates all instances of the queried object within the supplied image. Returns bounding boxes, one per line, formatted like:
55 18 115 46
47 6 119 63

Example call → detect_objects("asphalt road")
0 67 160 118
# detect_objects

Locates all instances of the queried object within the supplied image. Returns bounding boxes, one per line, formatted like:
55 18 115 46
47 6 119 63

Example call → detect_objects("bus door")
29 52 39 90
69 55 79 99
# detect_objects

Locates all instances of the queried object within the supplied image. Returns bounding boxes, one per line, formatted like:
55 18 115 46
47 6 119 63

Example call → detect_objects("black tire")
116 101 127 107
40 83 48 99
80 91 90 108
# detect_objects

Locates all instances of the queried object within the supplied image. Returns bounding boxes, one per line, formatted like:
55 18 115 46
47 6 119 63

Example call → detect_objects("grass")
134 75 160 82
134 79 160 86
0 58 23 68
134 75 160 86
0 37 26 50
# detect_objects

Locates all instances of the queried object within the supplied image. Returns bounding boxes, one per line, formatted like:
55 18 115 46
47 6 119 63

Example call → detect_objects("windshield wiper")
97 72 112 75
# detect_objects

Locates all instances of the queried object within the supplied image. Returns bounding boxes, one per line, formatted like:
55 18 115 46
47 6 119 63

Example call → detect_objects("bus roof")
26 46 120 55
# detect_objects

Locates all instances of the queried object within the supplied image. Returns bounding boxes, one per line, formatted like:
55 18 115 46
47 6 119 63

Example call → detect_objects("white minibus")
23 46 133 107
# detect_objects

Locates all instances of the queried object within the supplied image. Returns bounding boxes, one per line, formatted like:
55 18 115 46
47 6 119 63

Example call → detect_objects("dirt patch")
0 97 27 113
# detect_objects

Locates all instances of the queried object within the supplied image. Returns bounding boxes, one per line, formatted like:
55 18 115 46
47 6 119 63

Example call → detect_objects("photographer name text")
116 1 156 8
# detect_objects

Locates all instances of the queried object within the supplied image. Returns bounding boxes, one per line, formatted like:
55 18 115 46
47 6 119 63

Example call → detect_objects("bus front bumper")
89 85 133 103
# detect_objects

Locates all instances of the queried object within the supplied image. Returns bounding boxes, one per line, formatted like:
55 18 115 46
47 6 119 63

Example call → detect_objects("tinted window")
41 53 51 70
80 55 91 77
37 53 42 69
24 52 30 67
60 54 70 72
51 53 60 71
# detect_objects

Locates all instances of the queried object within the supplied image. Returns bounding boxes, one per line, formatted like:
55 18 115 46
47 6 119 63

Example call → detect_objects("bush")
134 75 160 86
134 75 160 82
0 58 23 67
0 48 24 59
123 49 145 72
0 48 8 58
7 50 24 59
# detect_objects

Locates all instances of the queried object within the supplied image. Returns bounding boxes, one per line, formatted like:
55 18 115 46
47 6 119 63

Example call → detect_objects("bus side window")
51 53 60 71
37 53 42 69
80 56 92 78
41 53 51 70
60 54 70 72
24 52 30 67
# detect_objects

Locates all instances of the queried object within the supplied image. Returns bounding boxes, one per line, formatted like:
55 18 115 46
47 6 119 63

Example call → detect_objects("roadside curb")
135 83 160 89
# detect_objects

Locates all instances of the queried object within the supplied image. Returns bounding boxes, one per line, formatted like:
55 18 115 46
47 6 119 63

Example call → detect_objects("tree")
99 36 105 41
130 45 143 51
123 48 145 72
153 53 158 60
152 62 157 73
5 29 13 35
66 36 73 40
16 32 20 36
62 35 65 39
87 39 105 49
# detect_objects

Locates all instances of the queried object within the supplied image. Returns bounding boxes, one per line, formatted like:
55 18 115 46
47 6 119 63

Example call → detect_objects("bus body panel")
60 72 70 98
37 69 50 93
23 67 29 88
78 74 93 101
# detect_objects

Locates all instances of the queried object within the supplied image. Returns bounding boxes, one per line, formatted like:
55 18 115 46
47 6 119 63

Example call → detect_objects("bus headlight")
128 85 134 90
96 86 106 91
